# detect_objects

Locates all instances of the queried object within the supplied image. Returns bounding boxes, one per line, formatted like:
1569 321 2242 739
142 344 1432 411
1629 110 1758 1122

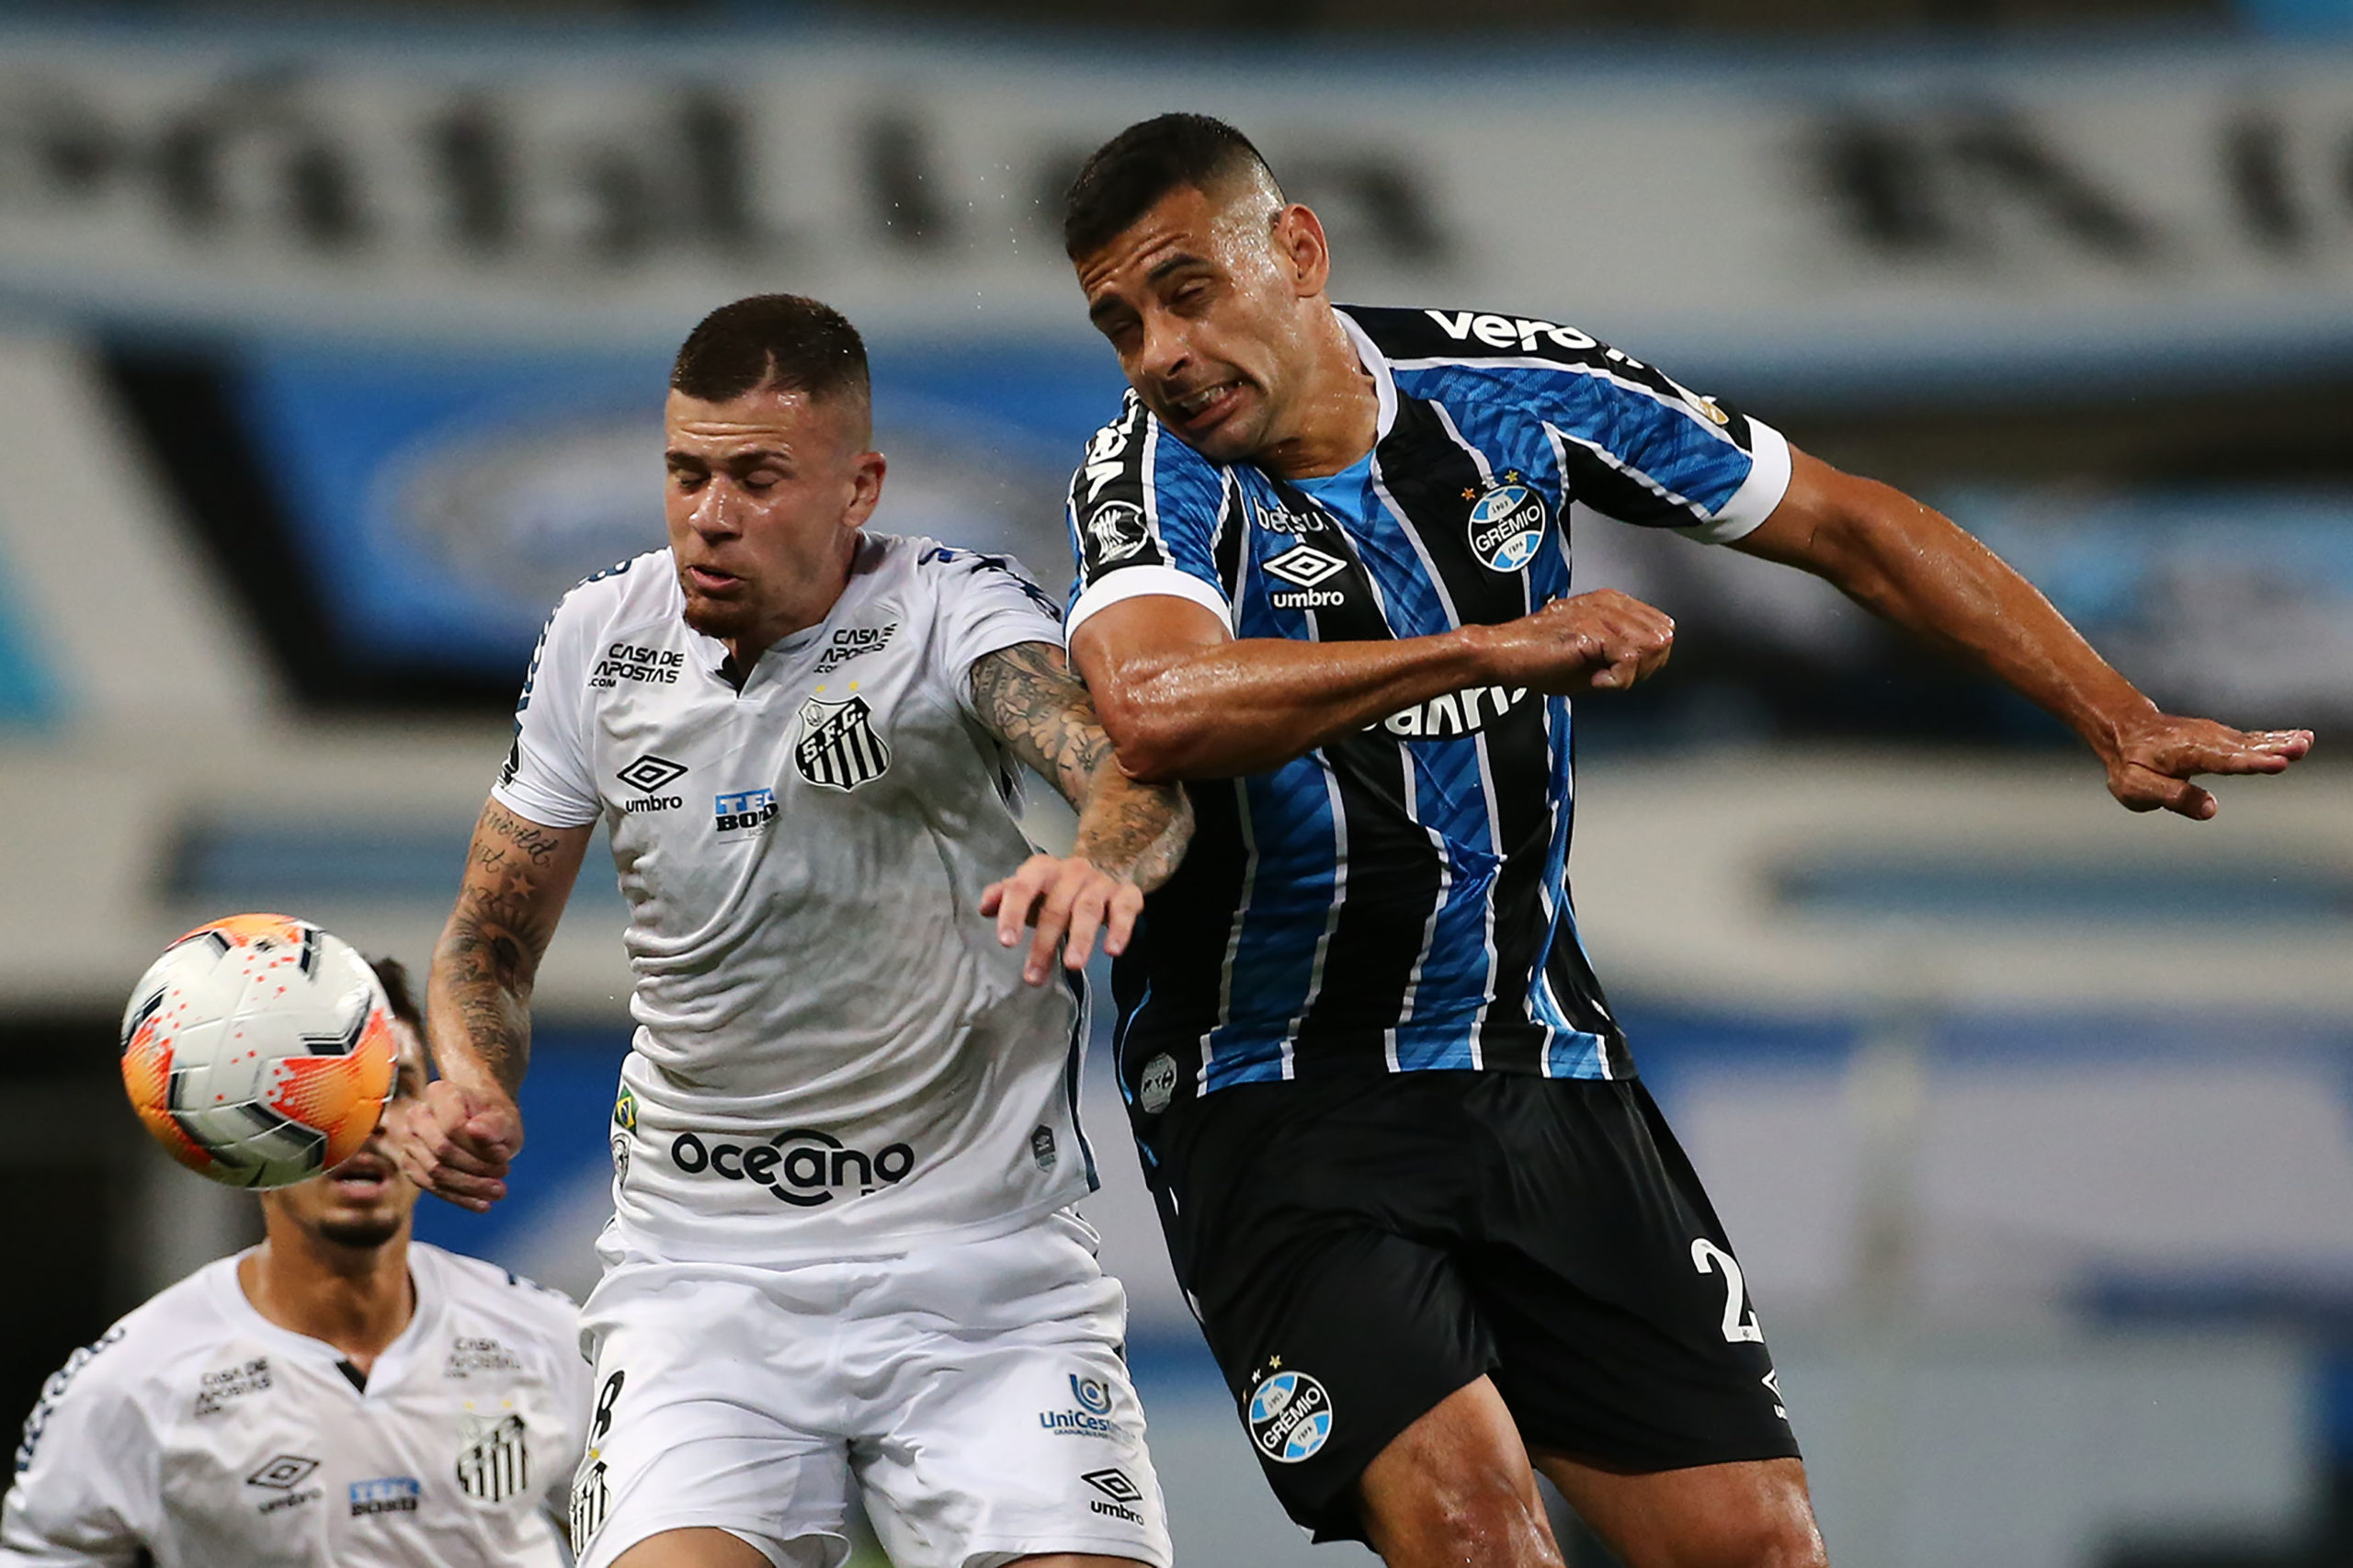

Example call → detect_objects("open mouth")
1166 381 1245 434
327 1151 393 1200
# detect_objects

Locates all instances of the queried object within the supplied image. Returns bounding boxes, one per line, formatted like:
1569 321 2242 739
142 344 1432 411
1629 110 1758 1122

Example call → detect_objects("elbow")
1094 683 1195 784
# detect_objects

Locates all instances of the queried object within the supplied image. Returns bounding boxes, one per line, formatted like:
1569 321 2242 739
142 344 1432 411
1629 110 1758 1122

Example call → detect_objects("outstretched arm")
1069 590 1677 783
970 640 1195 983
1733 448 2312 818
390 798 592 1210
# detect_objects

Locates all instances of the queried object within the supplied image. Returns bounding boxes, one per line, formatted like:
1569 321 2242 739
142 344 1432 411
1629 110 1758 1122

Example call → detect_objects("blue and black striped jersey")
1064 305 1791 1118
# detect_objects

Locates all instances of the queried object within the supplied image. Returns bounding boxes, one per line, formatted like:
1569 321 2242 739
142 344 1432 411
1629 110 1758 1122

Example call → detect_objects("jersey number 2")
1690 1239 1765 1345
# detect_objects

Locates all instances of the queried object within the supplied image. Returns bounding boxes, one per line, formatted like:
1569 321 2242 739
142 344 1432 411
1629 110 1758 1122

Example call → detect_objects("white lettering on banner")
0 35 2348 364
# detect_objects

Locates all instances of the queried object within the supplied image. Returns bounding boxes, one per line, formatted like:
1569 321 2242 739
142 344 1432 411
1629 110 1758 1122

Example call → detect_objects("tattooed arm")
390 798 592 1211
970 640 1194 984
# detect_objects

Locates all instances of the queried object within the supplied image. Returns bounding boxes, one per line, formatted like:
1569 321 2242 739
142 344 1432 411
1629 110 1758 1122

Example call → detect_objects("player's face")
664 384 886 653
267 1019 430 1251
1075 181 1330 466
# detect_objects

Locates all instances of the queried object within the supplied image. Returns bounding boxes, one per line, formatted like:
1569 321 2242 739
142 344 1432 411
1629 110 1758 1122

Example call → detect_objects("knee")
1721 1511 1827 1568
1365 1467 1560 1568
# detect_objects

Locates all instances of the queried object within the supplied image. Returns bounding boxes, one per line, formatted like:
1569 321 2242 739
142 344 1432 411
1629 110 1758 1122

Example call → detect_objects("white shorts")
568 1210 1174 1568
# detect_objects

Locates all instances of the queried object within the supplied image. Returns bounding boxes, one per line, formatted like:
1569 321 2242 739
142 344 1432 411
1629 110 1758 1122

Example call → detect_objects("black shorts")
1143 1070 1799 1542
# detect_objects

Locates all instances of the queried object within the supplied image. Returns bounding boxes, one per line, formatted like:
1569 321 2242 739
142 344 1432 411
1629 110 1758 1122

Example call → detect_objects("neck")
239 1215 415 1376
1257 304 1381 481
722 530 859 670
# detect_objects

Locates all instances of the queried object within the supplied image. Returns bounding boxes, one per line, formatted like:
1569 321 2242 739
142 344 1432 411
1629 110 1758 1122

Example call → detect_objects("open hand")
2102 715 2313 819
385 1080 523 1212
982 853 1144 985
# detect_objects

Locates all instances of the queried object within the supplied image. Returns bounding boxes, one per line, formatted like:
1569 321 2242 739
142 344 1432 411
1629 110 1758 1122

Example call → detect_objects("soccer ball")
120 915 400 1189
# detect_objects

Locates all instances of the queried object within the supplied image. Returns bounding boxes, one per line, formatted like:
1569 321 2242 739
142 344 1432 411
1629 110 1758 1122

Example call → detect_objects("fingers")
1102 882 1146 960
993 854 1059 952
2107 719 2313 820
389 1081 515 1210
988 855 1140 983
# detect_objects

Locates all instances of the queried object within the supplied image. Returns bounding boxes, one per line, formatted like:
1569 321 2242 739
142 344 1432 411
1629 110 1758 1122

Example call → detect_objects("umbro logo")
1263 545 1347 589
1083 1468 1143 1505
247 1454 319 1490
617 756 688 794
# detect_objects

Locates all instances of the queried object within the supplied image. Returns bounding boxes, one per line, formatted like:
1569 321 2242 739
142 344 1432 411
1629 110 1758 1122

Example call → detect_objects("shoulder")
543 550 676 632
17 1261 240 1430
1069 391 1223 517
415 1244 581 1354
899 537 1063 621
1341 301 1615 371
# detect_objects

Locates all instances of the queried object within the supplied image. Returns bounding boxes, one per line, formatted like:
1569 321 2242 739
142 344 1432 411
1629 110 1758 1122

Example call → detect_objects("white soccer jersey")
492 533 1093 1265
1 1243 590 1568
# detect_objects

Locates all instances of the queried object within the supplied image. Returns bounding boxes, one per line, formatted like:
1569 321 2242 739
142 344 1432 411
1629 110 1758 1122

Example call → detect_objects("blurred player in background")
1055 115 2315 1568
2 959 590 1568
389 294 1192 1568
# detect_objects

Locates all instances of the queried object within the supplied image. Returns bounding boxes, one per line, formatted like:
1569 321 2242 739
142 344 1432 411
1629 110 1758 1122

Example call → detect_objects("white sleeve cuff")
1063 565 1234 640
490 778 601 831
1680 418 1791 546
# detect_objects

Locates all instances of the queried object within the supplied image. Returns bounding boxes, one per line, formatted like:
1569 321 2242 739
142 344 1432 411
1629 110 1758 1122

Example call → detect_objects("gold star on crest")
1461 487 1478 501
1268 1356 1282 1369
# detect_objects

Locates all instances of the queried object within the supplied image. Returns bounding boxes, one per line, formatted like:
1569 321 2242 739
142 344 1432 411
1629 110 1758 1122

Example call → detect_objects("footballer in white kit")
392 295 1192 1568
3 962 591 1568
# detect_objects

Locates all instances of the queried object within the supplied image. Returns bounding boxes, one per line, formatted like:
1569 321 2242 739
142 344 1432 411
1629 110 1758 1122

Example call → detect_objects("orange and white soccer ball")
120 915 400 1188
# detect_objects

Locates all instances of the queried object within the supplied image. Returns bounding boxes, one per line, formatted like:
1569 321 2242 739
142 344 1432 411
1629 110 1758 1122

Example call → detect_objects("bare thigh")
1356 1377 1565 1568
1533 1451 1827 1568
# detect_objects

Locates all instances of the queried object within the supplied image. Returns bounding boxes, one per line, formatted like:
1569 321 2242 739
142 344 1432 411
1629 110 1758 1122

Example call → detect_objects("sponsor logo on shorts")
195 1355 271 1417
610 1085 636 1178
456 1411 529 1502
669 1129 915 1207
1137 1053 1177 1116
1040 1371 1120 1438
1030 1125 1058 1172
813 622 898 673
348 1476 421 1517
1463 475 1547 574
1246 1367 1333 1464
1083 1467 1147 1523
590 642 686 689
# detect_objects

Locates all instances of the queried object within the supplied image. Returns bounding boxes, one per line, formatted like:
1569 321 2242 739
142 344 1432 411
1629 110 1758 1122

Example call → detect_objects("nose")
688 479 739 539
1136 309 1192 389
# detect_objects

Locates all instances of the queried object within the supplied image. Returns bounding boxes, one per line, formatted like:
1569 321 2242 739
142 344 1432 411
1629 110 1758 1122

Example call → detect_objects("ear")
1272 203 1332 299
844 449 887 530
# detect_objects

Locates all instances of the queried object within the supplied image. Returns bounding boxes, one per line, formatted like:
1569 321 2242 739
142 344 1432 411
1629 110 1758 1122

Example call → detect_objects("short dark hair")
369 956 424 1040
670 293 870 406
1062 114 1279 258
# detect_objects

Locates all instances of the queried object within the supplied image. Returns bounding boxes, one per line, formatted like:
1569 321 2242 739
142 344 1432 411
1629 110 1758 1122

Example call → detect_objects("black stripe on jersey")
1120 776 1250 1128
1369 397 1559 1074
1258 477 1449 1064
1211 472 1247 602
1069 392 1169 582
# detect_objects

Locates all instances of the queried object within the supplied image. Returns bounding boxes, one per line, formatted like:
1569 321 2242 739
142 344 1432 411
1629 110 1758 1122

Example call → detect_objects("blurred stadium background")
2 1 2350 1564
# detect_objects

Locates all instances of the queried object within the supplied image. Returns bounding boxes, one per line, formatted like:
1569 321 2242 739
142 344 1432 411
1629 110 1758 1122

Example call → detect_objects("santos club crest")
794 694 892 792
455 1411 529 1503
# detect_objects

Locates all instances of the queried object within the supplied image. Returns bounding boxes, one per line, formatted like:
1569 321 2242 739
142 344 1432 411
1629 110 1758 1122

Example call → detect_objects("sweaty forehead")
1080 180 1271 299
665 386 858 452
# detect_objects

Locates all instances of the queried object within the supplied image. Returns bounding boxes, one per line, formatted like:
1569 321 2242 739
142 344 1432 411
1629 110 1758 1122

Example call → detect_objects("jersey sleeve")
915 544 1071 722
1372 307 1790 545
0 1332 156 1567
1063 392 1235 638
490 582 603 829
